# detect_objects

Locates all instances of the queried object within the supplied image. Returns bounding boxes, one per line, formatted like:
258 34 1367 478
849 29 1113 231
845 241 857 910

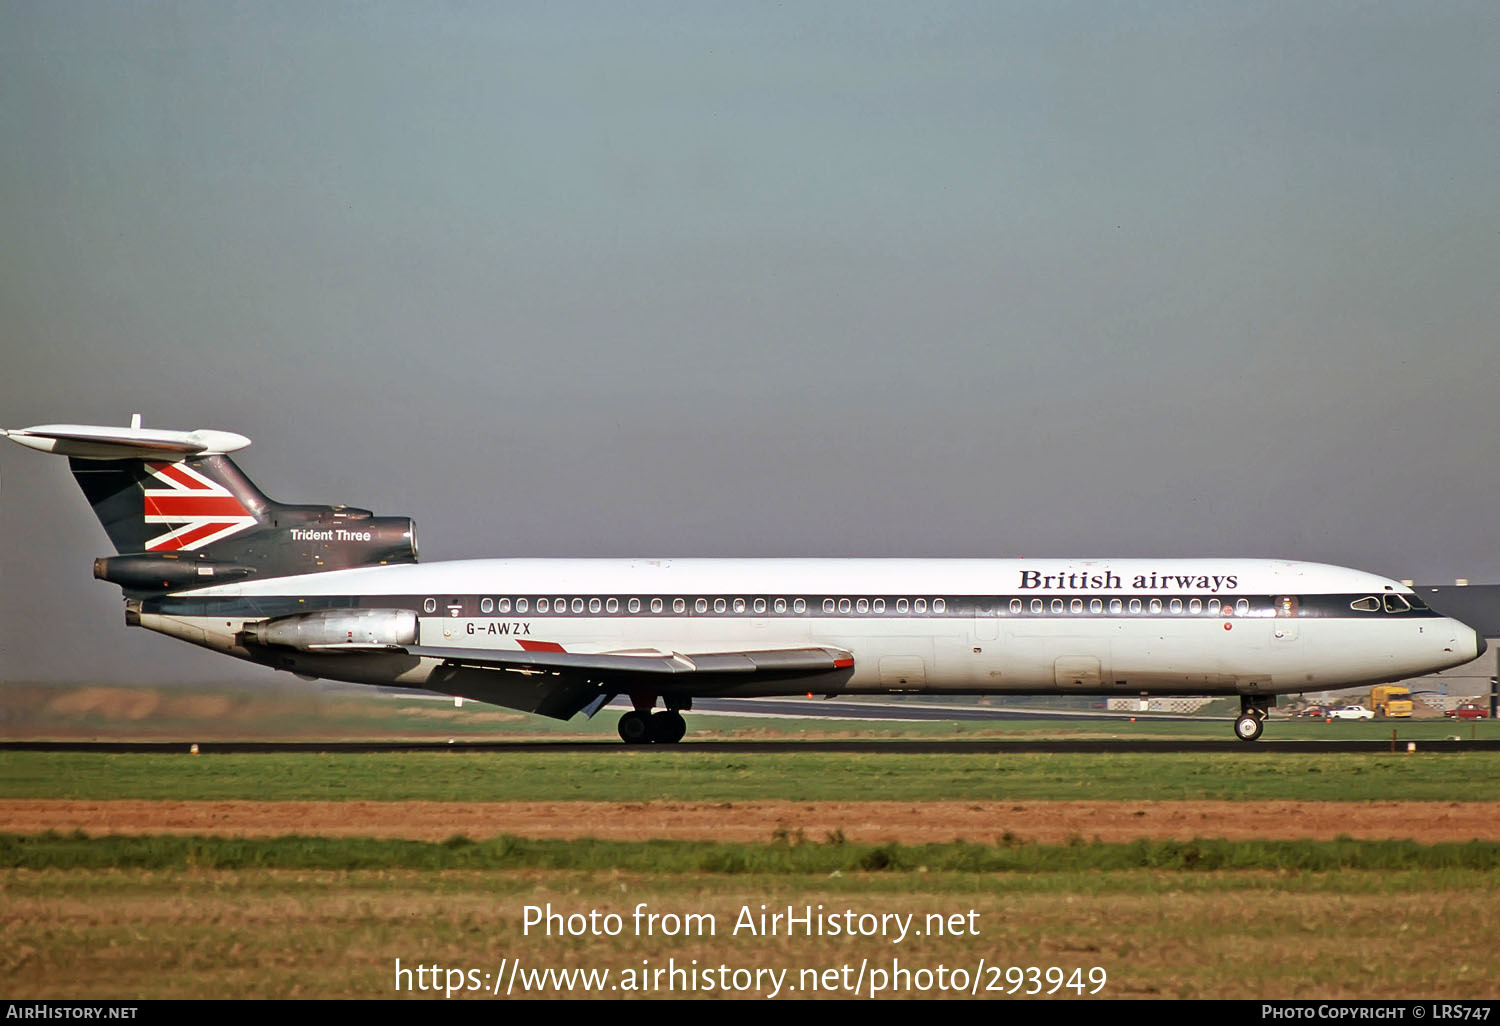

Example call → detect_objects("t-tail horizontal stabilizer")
2 416 250 461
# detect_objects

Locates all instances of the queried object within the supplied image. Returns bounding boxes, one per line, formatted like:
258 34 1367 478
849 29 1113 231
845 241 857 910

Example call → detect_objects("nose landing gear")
1233 694 1273 742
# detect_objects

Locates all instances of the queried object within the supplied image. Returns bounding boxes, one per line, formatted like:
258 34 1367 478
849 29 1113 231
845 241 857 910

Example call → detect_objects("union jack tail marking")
142 461 257 551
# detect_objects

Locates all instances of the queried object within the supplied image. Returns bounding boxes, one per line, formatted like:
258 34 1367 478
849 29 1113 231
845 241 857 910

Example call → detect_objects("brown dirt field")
3 799 1499 843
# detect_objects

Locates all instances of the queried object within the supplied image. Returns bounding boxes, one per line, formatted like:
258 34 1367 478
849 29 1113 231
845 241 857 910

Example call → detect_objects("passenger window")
1208 599 1221 614
423 598 437 613
753 598 766 613
1030 599 1043 613
1384 594 1412 613
555 598 566 613
714 598 727 613
898 598 910 613
589 598 601 613
499 598 512 614
537 598 549 613
480 597 493 614
1010 599 1022 613
1128 598 1142 613
516 598 529 613
572 598 584 613
1090 598 1102 613
606 598 618 613
793 598 806 613
1050 598 1063 613
1235 598 1249 616
915 598 928 613
695 598 707 613
628 598 641 613
670 598 682 613
1149 599 1162 613
934 598 946 613
1070 598 1083 613
873 598 885 613
838 598 851 613
774 598 787 613
856 598 868 613
1169 598 1182 613
733 598 746 613
824 599 835 613
1189 598 1201 614
1110 598 1122 613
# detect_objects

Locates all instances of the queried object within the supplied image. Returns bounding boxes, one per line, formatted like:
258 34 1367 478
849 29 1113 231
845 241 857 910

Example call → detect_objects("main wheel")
650 710 687 744
1234 713 1264 742
618 711 652 745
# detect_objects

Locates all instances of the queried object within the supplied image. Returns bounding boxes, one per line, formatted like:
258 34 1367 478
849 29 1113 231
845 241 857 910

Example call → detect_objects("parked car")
1329 705 1374 720
1297 705 1328 719
1445 704 1490 720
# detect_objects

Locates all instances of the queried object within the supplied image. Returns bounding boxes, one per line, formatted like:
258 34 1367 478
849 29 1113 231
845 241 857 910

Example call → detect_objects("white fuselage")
139 557 1482 700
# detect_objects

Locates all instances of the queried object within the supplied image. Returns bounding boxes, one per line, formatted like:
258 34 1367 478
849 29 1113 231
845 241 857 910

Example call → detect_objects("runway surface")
4 738 1498 753
628 695 1208 722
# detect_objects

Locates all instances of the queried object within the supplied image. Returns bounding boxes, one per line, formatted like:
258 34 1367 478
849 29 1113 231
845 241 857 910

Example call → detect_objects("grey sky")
2 2 1498 683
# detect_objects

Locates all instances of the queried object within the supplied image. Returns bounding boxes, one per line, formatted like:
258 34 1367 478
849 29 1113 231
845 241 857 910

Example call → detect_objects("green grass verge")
3 750 1497 801
7 831 1500 874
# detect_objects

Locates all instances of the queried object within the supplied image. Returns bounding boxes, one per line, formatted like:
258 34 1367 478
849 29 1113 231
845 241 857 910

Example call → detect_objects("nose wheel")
1234 695 1273 742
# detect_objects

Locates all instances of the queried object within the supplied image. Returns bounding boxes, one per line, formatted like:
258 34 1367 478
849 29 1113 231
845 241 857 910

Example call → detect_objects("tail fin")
6 420 418 592
71 455 270 555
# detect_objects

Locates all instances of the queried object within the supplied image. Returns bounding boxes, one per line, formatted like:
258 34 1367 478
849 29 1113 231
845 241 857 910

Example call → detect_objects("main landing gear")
617 691 689 745
1234 694 1274 742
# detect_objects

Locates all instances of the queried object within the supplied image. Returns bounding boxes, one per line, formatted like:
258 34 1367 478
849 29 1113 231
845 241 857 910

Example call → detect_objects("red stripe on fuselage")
518 640 567 653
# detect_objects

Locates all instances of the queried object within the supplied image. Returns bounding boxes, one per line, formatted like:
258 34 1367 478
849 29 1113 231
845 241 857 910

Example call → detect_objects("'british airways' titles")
1019 571 1239 592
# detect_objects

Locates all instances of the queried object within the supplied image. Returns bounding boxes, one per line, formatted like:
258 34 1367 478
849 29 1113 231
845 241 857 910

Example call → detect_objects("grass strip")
6 750 1500 801
6 831 1500 874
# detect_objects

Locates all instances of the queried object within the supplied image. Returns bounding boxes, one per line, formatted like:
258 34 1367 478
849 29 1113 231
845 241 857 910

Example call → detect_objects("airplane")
3 418 1485 743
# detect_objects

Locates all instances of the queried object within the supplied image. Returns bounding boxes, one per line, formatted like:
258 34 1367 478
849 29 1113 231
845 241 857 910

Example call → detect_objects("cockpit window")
1408 595 1429 610
1384 594 1412 613
1350 597 1380 612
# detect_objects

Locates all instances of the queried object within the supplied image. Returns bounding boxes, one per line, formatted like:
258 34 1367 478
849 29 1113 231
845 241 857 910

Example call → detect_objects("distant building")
1106 697 1214 714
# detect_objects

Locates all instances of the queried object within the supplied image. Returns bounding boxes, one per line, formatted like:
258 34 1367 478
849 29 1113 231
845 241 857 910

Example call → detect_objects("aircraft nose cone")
1455 622 1486 662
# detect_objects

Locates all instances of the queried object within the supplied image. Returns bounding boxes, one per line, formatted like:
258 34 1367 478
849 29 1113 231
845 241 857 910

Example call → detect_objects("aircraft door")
975 602 998 641
1273 595 1299 642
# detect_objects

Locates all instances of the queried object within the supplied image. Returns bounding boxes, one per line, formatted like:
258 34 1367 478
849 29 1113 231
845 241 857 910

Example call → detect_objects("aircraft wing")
403 644 853 678
401 643 855 720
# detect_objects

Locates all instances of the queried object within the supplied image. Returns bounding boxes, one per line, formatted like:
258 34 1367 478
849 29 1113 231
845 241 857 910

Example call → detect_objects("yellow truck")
1369 685 1414 718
